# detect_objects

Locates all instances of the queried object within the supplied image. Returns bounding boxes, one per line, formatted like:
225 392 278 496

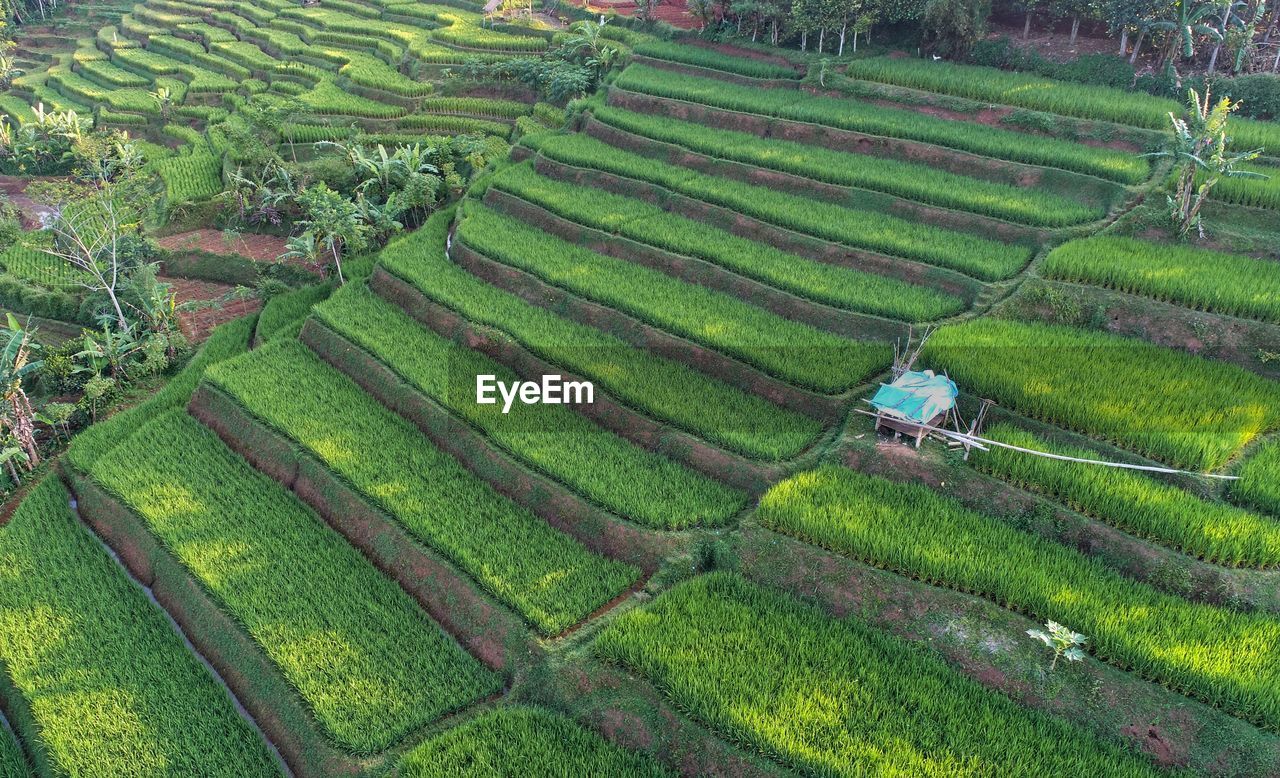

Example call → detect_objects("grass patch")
89 410 500 754
597 572 1161 776
757 467 1280 733
207 339 639 634
397 706 668 777
924 319 1280 470
0 478 278 777
456 203 892 394
614 64 1149 184
380 209 822 461
1040 236 1280 322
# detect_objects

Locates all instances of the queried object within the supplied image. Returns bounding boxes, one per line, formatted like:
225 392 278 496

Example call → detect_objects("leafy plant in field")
1149 88 1266 238
1027 621 1088 670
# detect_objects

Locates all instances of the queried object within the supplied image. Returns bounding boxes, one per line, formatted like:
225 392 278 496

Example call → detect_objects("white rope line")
855 409 1240 480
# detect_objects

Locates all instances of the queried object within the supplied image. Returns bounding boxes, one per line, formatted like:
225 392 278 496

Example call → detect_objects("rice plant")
844 56 1280 153
314 282 747 528
614 64 1150 184
380 209 823 461
597 572 1162 776
456 204 894 393
632 42 798 79
0 478 280 777
756 467 1280 732
207 339 641 634
1040 236 1280 322
1233 439 1280 517
1204 161 1280 210
90 410 503 753
491 163 966 321
255 282 334 343
522 132 1031 281
153 153 224 203
591 105 1103 227
923 318 1280 470
974 422 1280 567
397 707 668 777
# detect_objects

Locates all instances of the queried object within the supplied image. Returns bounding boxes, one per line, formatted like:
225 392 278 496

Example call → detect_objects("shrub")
0 478 279 777
207 339 640 634
756 467 1280 732
457 204 893 393
597 572 1162 776
1040 236 1280 322
592 105 1103 227
923 318 1280 470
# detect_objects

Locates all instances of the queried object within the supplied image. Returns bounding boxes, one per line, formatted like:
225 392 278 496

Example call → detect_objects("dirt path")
0 175 60 229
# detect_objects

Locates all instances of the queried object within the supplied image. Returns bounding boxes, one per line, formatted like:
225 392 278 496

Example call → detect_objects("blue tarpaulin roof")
870 370 958 424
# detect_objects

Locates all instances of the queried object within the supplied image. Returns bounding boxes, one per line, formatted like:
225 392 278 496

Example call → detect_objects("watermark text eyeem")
476 374 594 414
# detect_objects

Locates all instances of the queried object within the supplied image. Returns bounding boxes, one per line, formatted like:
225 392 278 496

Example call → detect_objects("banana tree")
1152 0 1222 64
0 315 44 470
1148 88 1267 238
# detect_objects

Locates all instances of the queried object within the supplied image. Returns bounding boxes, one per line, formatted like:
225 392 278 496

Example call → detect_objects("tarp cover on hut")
871 370 958 424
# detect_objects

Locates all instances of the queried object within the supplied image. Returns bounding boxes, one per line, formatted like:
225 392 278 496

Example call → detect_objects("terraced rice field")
4 20 1280 778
